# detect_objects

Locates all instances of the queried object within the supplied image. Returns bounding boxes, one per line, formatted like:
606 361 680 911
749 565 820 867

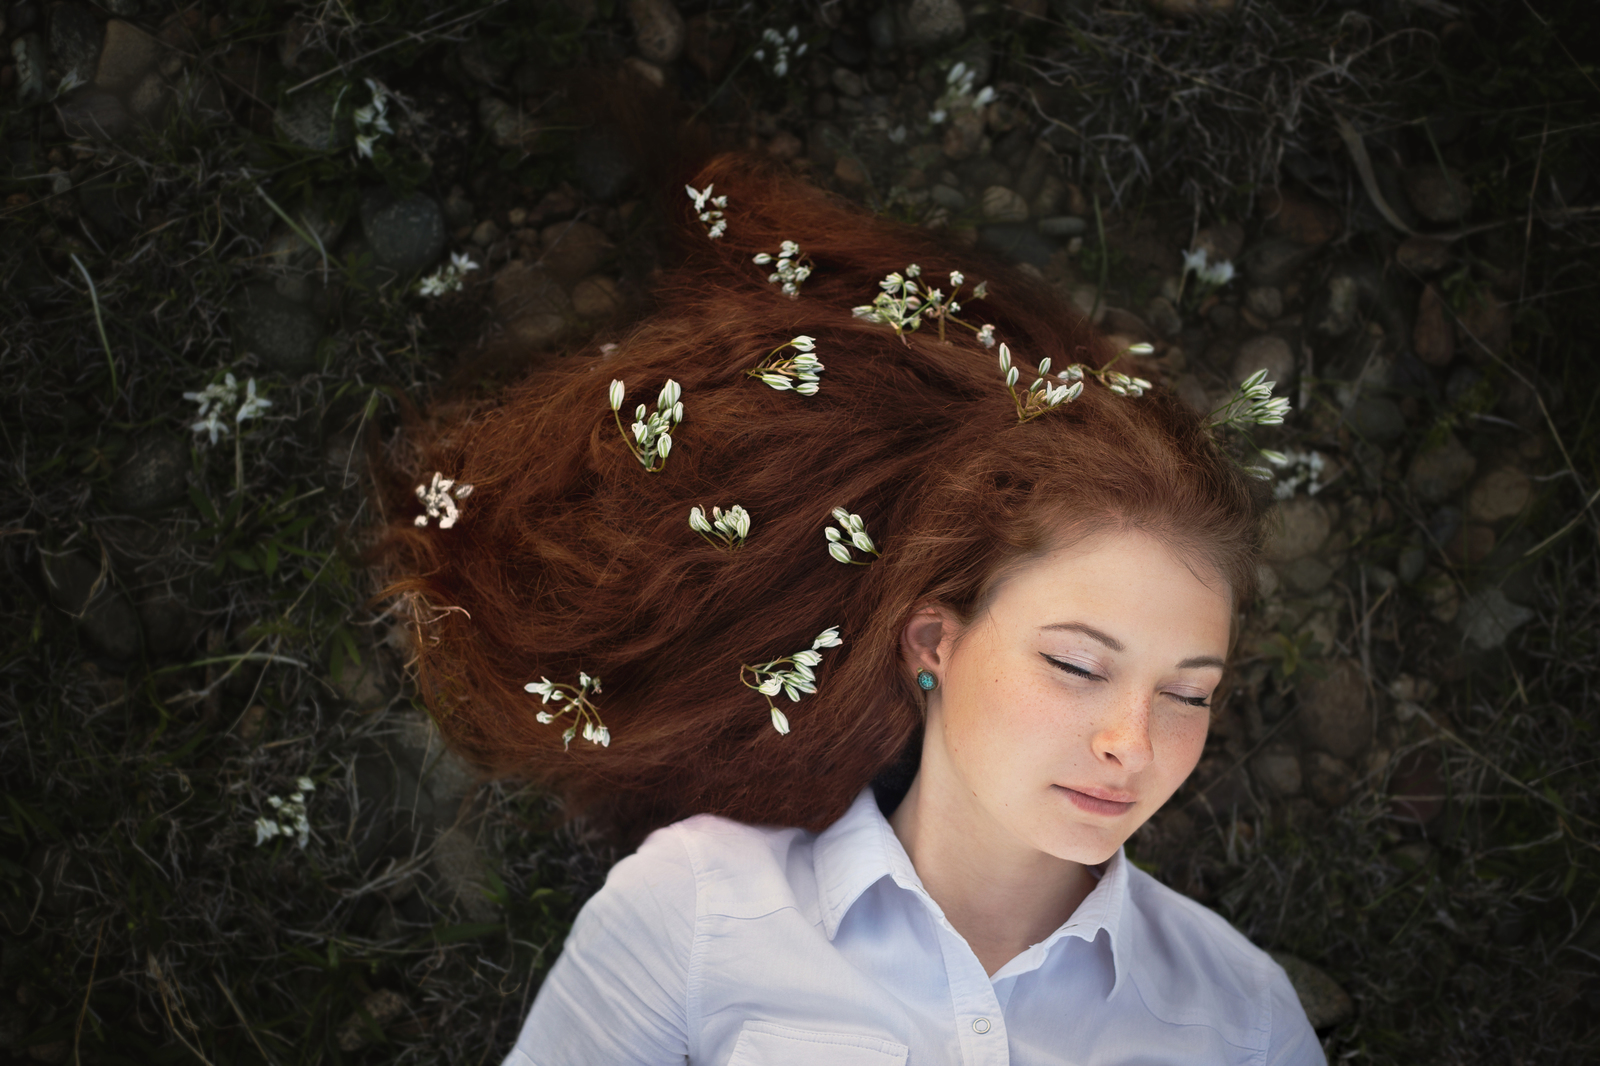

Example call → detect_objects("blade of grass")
68 254 118 406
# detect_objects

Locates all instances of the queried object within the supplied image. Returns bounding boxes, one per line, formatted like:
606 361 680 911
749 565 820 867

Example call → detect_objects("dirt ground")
2 0 1598 1062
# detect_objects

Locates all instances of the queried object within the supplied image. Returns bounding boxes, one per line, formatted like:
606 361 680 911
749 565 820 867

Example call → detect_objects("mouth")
1054 784 1137 817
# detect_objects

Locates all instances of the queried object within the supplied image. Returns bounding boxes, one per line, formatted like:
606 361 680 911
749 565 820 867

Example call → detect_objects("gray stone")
1252 745 1302 796
1345 395 1404 444
1467 467 1532 523
976 224 1055 268
1406 433 1476 503
980 185 1028 223
1280 557 1334 595
1245 286 1283 319
1036 215 1086 238
1230 334 1295 391
93 19 161 93
539 219 612 285
234 282 322 373
1397 236 1452 274
626 0 685 65
831 67 864 98
109 434 188 513
275 86 350 152
1242 238 1314 287
1264 498 1332 563
1270 953 1353 1030
361 192 446 277
897 0 965 49
13 33 49 106
48 1 101 85
1458 588 1535 650
572 275 623 318
930 184 966 210
493 262 572 348
1297 659 1372 760
574 127 635 201
40 550 142 660
1405 165 1473 223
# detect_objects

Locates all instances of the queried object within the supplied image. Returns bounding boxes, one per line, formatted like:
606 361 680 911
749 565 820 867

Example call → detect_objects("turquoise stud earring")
916 669 937 691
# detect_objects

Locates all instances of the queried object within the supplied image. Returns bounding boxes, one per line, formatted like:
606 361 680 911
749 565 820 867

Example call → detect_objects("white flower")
1198 259 1235 287
686 184 728 239
236 377 272 424
758 677 783 696
975 324 996 348
417 252 478 297
414 472 475 529
1182 248 1210 274
770 707 791 734
609 379 626 411
812 627 842 649
296 777 315 793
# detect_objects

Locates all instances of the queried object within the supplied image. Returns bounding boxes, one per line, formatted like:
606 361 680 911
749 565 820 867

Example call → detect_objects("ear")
901 602 959 681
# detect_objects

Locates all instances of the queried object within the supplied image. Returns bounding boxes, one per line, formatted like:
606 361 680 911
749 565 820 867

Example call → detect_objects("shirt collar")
813 788 1133 994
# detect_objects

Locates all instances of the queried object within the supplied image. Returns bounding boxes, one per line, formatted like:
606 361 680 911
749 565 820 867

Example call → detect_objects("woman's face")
916 529 1231 866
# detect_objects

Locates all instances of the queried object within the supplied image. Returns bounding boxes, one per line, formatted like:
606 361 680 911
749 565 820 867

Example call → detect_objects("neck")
889 770 1098 977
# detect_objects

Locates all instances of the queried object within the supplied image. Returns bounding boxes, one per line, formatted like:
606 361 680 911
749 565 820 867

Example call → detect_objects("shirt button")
971 1018 992 1034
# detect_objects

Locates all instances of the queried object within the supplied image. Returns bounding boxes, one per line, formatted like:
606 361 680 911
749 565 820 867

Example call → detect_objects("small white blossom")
755 25 807 78
352 78 394 160
524 671 608 749
1268 449 1327 500
185 372 270 445
610 379 684 472
747 336 826 396
253 779 315 849
1207 368 1293 432
691 504 752 549
686 183 729 239
417 251 479 297
753 240 813 298
414 472 475 529
825 508 880 564
742 627 845 733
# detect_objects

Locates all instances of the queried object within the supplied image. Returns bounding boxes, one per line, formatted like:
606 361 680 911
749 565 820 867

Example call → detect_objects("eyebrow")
1041 622 1226 672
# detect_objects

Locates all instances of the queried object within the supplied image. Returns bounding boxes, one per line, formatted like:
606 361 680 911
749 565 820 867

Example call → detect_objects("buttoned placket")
930 916 1011 1066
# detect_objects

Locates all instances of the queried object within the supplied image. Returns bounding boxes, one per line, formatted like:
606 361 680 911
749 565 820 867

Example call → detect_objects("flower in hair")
753 240 813 298
414 472 474 528
852 264 992 345
686 183 728 239
740 627 844 734
747 335 825 395
825 507 880 565
609 378 683 473
690 504 751 549
1206 368 1294 479
1001 344 1084 424
525 672 609 749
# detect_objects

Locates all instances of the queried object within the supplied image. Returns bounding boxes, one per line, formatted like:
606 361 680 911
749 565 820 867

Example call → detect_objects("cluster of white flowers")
740 627 844 735
747 335 824 396
184 372 272 445
753 240 812 298
753 25 807 78
417 252 480 297
686 183 728 239
352 78 394 160
414 472 474 528
1267 449 1327 500
1000 344 1084 424
825 507 879 565
1180 247 1236 300
852 264 990 343
928 61 996 125
254 777 315 848
1208 368 1292 433
690 504 752 549
525 672 609 748
609 378 683 472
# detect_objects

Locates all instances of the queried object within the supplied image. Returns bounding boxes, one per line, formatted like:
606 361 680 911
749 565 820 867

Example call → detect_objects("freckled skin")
892 530 1233 973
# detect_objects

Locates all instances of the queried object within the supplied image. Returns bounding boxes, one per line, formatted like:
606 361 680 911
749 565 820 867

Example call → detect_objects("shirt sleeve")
1264 962 1327 1066
502 827 696 1066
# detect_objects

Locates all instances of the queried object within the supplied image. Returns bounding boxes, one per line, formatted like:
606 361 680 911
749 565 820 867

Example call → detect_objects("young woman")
383 155 1322 1064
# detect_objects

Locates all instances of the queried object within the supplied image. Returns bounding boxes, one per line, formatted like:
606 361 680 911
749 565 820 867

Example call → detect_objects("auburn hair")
377 154 1270 837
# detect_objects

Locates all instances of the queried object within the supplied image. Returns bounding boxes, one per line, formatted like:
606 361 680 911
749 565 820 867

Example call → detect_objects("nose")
1092 690 1154 774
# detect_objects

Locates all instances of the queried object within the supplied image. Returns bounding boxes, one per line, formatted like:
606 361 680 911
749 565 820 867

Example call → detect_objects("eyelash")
1043 655 1211 708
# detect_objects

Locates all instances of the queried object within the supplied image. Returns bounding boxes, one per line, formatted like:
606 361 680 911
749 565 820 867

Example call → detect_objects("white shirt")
505 788 1324 1066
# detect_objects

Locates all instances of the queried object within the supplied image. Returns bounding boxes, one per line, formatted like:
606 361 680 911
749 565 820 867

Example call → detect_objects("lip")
1055 784 1137 816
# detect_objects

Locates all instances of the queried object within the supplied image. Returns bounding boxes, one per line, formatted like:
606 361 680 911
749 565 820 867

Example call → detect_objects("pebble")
1252 746 1303 796
336 990 407 1053
1446 523 1495 565
1467 467 1532 523
275 85 350 151
834 155 868 186
1244 286 1283 320
897 0 967 49
361 192 446 277
1406 433 1476 503
492 261 571 348
109 435 189 513
479 96 540 152
1412 283 1455 367
1230 334 1296 391
538 219 612 285
1396 235 1452 274
12 32 49 105
1458 587 1535 650
1036 215 1086 238
622 55 665 88
941 109 985 161
1280 557 1334 595
1261 187 1340 247
930 184 966 210
976 223 1055 268
470 219 501 247
1264 498 1332 563
233 282 322 373
40 550 143 660
1404 165 1473 223
1310 274 1361 336
1456 292 1511 357
1344 395 1405 444
1270 953 1353 1030
1305 751 1353 808
831 67 864 98
94 19 162 93
980 185 1029 223
626 0 685 65
1297 659 1372 760
1242 238 1315 287
572 275 623 318
48 1 101 85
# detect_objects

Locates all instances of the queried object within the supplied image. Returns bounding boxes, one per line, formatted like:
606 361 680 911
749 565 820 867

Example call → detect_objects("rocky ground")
2 0 1597 1062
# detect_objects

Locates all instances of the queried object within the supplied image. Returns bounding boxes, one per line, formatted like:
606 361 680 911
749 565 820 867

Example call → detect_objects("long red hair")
377 155 1268 836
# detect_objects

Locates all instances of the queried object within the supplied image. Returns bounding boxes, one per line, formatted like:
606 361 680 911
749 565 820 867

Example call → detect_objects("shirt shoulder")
1122 864 1317 1058
654 812 818 921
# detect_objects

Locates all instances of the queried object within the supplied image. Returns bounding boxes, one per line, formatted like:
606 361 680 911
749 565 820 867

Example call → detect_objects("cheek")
1154 711 1210 780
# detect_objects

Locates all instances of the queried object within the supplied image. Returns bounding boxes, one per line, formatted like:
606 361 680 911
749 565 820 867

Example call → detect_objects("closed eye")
1169 692 1211 708
1042 654 1100 681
